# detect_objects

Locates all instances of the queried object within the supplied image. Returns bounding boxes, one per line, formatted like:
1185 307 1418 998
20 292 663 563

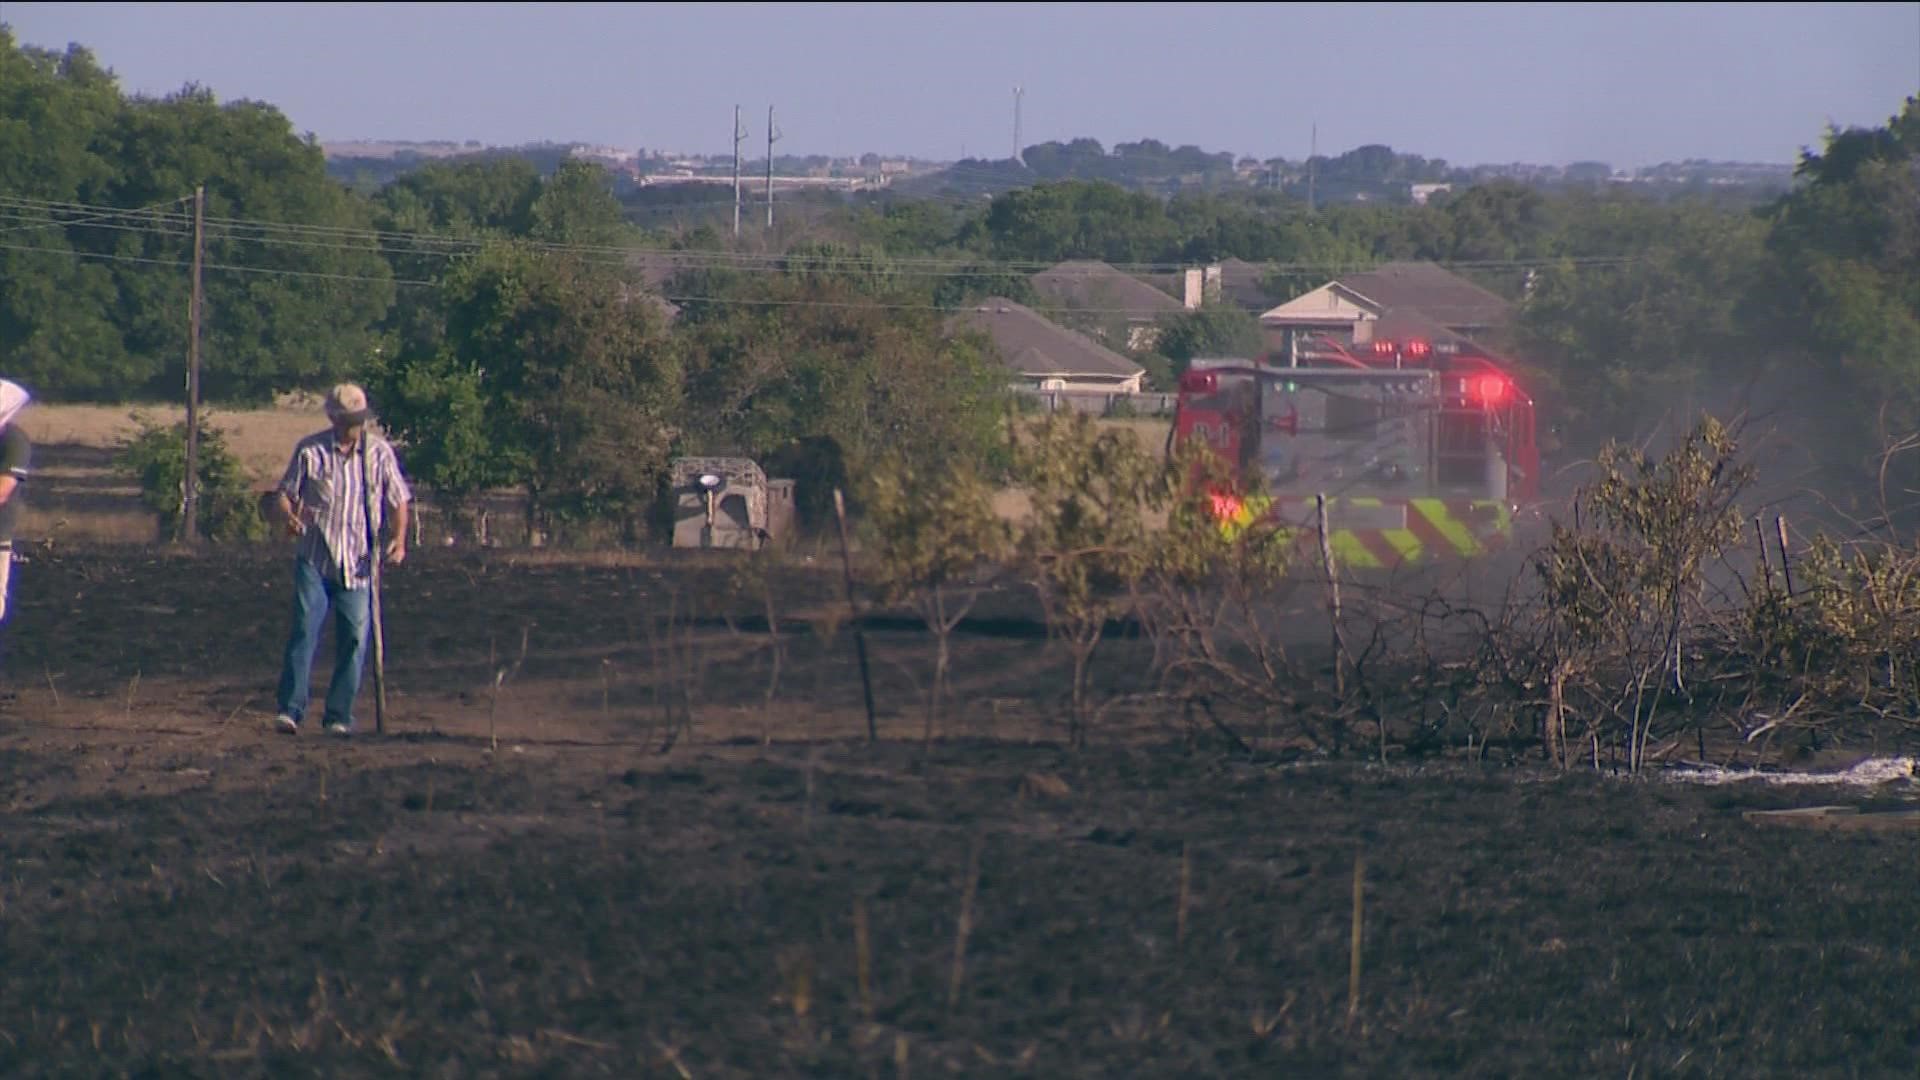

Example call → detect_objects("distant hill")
322 137 1796 206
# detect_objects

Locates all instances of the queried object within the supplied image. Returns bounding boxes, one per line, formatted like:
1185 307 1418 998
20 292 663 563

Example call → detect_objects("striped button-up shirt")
275 430 412 590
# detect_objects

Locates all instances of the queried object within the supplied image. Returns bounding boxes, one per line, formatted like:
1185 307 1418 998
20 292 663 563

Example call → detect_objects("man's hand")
384 536 407 567
262 492 305 538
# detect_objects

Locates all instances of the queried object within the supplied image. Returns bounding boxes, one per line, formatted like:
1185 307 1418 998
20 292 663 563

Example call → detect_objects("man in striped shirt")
263 383 411 736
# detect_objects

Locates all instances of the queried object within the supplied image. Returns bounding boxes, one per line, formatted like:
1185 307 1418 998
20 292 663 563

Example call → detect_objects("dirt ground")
3 542 1917 1077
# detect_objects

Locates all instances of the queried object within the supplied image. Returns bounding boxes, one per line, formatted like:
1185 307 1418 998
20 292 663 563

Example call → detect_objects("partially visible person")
260 383 410 736
0 379 33 662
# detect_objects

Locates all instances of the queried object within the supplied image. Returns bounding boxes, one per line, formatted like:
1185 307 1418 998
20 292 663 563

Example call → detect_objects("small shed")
669 456 794 549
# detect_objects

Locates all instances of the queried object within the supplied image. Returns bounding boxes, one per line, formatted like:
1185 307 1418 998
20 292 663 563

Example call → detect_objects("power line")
0 239 438 285
0 194 193 236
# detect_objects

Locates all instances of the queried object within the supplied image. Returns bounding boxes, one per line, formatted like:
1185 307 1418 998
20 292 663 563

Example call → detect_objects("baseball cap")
324 383 371 423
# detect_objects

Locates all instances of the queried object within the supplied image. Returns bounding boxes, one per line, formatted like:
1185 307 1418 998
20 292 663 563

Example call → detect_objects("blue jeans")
275 556 370 729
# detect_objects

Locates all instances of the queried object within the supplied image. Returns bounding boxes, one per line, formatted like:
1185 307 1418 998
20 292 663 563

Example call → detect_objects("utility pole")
1308 122 1318 214
1012 86 1024 164
183 185 204 545
732 105 748 239
765 105 781 228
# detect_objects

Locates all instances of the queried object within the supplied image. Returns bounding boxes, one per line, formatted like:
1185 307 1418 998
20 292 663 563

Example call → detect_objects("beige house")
948 298 1147 395
1258 261 1514 361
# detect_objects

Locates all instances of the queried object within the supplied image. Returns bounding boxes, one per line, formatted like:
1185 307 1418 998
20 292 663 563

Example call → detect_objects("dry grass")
8 407 1177 545
14 403 349 543
19 402 332 483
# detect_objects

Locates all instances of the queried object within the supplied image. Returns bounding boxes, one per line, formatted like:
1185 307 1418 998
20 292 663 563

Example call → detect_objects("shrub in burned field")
1013 411 1167 747
1452 416 1920 770
114 413 270 544
1522 415 1753 772
1730 530 1920 748
853 406 1915 769
1133 438 1324 751
862 456 1011 741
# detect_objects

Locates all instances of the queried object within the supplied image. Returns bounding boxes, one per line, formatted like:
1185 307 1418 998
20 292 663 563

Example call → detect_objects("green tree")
979 181 1180 264
676 276 1010 489
529 159 629 246
1757 97 1920 513
1151 304 1265 376
864 457 1010 740
0 32 395 402
115 412 270 543
373 242 681 539
1015 411 1169 746
1517 204 1768 450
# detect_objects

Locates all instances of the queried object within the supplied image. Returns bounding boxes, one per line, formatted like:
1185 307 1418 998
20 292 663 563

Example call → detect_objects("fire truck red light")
1473 374 1509 404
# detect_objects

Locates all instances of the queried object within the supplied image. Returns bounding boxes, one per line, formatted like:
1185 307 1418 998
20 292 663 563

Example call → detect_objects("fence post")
1317 493 1348 700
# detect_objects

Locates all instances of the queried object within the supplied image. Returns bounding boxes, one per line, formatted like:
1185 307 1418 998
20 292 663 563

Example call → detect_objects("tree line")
3 30 1915 527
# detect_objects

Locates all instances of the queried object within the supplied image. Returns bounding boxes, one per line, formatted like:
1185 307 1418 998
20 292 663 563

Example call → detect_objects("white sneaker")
275 714 299 735
323 720 353 737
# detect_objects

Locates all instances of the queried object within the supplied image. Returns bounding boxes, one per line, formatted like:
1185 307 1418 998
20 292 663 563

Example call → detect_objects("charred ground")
2 544 1916 1077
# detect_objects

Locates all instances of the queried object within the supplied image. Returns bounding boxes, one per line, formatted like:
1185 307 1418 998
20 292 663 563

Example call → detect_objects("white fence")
1015 388 1178 418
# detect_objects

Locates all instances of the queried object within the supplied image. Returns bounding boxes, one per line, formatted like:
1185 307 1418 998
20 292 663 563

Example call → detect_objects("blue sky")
6 2 1917 166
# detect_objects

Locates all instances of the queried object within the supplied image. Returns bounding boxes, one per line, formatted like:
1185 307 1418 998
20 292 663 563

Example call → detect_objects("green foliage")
0 31 395 403
1517 205 1770 446
1756 96 1920 507
372 242 680 537
864 457 1011 736
114 414 269 543
675 275 1011 481
1151 305 1265 375
1532 415 1753 770
529 159 629 246
1752 534 1920 722
1015 411 1169 745
981 181 1180 265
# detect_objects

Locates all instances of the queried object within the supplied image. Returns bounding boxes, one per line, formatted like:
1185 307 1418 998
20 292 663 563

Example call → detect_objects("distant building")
1410 183 1452 205
1029 261 1184 352
1149 258 1279 314
948 298 1147 395
1257 260 1515 359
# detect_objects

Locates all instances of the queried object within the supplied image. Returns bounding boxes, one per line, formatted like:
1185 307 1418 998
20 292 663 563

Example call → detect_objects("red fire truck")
1171 323 1541 569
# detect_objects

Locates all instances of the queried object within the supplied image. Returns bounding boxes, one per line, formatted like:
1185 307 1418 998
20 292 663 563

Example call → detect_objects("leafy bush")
1529 415 1752 770
115 415 269 544
1014 411 1169 745
863 456 1010 739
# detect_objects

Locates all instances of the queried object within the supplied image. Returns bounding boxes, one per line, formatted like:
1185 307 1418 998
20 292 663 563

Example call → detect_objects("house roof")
947 298 1147 381
1333 261 1513 330
1030 260 1183 319
1215 258 1276 311
1257 282 1377 326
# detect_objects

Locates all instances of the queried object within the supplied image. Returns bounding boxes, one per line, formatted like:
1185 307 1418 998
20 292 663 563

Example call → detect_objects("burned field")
3 544 1918 1077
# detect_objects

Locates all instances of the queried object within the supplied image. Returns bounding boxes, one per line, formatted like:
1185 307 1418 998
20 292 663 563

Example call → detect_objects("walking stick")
360 437 388 736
